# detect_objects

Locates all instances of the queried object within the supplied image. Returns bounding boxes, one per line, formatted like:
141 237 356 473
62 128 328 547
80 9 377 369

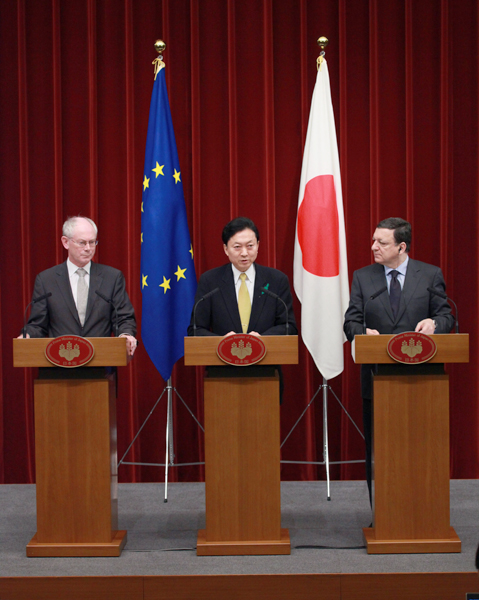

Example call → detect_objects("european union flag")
141 64 197 381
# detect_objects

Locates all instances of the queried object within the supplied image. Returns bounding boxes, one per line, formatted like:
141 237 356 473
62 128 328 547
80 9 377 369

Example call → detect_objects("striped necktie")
389 270 401 319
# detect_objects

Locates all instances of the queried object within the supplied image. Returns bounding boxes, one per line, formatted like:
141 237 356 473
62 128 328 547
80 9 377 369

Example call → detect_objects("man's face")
224 228 259 272
371 227 405 268
61 219 97 268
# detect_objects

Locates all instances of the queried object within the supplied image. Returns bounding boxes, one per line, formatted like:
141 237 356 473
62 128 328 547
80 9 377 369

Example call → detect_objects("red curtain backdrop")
0 0 478 484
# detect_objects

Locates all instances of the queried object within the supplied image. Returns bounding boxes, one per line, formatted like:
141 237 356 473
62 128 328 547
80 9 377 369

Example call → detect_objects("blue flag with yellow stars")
141 64 197 382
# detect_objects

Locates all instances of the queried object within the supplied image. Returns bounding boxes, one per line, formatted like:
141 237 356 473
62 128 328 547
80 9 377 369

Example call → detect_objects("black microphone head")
427 286 447 300
32 291 52 303
261 286 277 298
95 290 111 303
370 285 387 301
203 287 220 300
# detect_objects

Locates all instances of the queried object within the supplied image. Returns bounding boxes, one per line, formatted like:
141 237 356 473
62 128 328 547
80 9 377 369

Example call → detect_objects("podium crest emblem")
45 335 95 367
387 332 437 364
216 334 267 366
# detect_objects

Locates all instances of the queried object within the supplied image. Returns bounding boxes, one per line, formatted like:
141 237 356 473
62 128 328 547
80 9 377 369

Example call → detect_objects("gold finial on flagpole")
317 36 328 71
153 39 166 79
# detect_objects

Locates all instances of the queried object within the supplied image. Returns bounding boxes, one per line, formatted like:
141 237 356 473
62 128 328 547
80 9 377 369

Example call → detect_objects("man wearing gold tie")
187 217 297 338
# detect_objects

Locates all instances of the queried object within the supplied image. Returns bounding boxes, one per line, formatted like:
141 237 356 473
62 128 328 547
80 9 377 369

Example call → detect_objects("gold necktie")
238 273 251 333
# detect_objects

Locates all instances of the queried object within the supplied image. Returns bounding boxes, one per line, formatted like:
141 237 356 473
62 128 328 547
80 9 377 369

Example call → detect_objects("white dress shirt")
231 263 255 304
67 258 91 309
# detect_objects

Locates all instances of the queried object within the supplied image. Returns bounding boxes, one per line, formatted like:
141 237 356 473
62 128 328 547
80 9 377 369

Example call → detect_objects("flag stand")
118 377 204 502
280 377 364 500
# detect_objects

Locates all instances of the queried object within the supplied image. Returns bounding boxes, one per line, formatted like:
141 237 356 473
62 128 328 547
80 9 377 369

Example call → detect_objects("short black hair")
222 217 260 245
376 217 411 252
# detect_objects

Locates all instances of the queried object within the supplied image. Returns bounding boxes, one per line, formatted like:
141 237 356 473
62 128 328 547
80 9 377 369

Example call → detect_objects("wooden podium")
353 333 469 554
185 335 298 556
13 337 129 557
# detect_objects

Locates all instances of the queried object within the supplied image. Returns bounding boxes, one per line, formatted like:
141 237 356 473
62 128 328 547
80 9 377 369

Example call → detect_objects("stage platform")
0 480 478 599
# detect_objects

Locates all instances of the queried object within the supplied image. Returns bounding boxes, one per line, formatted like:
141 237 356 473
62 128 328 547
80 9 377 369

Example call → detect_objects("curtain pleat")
0 0 478 484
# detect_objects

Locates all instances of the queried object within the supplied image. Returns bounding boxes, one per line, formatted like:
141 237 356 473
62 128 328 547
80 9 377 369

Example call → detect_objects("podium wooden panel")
354 334 468 554
185 335 298 556
13 337 128 557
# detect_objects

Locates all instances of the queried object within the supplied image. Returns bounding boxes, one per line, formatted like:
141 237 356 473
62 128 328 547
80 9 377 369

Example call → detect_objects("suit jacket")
25 261 136 338
344 259 454 398
187 263 297 336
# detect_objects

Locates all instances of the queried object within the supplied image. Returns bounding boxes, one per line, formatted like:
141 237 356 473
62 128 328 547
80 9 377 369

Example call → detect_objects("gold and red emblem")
45 335 95 368
216 334 267 366
387 332 437 365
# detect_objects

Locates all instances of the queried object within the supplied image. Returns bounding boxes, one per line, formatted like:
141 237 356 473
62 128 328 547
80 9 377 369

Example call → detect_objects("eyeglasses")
69 238 98 248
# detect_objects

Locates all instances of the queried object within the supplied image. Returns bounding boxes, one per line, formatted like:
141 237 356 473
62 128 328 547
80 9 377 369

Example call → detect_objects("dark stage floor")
0 480 477 577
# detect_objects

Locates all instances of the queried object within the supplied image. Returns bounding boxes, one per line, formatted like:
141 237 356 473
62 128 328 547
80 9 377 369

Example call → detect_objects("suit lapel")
369 264 394 322
85 262 103 325
396 258 420 324
219 265 242 332
54 262 81 326
249 264 268 332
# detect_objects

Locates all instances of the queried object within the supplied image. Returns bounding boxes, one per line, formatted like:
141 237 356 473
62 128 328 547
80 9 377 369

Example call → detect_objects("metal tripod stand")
118 377 204 502
280 377 365 499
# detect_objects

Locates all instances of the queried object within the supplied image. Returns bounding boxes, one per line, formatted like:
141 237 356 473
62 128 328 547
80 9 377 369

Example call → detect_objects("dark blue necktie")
389 270 401 319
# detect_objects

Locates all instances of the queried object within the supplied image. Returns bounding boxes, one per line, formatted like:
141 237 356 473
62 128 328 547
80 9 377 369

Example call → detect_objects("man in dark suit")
344 217 454 501
187 217 297 337
22 216 137 356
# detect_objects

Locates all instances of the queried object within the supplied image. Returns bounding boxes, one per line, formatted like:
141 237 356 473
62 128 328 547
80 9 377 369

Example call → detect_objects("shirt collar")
67 258 91 276
231 263 255 283
385 255 409 277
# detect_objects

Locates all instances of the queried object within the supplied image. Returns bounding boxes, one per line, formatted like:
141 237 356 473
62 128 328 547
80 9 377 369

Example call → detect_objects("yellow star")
189 244 194 259
141 232 143 243
173 169 181 184
142 274 148 289
159 276 171 294
143 176 150 191
141 201 144 212
175 265 187 281
152 162 164 177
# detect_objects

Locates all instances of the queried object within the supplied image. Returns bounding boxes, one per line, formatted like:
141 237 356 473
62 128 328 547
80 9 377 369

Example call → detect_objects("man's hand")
224 331 261 337
120 334 138 356
415 318 436 335
366 328 380 335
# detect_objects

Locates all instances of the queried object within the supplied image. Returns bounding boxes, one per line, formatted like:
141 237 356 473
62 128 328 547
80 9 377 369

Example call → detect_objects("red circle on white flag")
298 174 340 277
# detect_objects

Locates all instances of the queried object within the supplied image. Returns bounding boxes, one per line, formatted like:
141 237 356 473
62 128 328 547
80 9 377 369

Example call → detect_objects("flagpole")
287 36 366 499
164 378 174 502
119 40 204 501
322 377 331 501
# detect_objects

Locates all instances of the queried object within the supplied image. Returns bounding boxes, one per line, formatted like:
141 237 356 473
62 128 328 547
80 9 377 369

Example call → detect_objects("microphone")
427 287 459 333
22 292 52 338
260 286 290 335
95 290 119 337
192 287 220 336
363 286 387 334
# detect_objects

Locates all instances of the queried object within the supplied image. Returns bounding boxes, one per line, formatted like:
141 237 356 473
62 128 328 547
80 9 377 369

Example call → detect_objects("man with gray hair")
21 216 137 356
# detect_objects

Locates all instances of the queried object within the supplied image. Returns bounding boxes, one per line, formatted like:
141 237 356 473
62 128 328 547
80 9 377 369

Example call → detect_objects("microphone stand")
22 292 52 338
260 287 290 334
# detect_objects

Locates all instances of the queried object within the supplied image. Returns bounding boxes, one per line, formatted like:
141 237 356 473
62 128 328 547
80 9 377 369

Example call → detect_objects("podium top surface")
184 335 298 366
13 337 128 368
353 333 469 365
